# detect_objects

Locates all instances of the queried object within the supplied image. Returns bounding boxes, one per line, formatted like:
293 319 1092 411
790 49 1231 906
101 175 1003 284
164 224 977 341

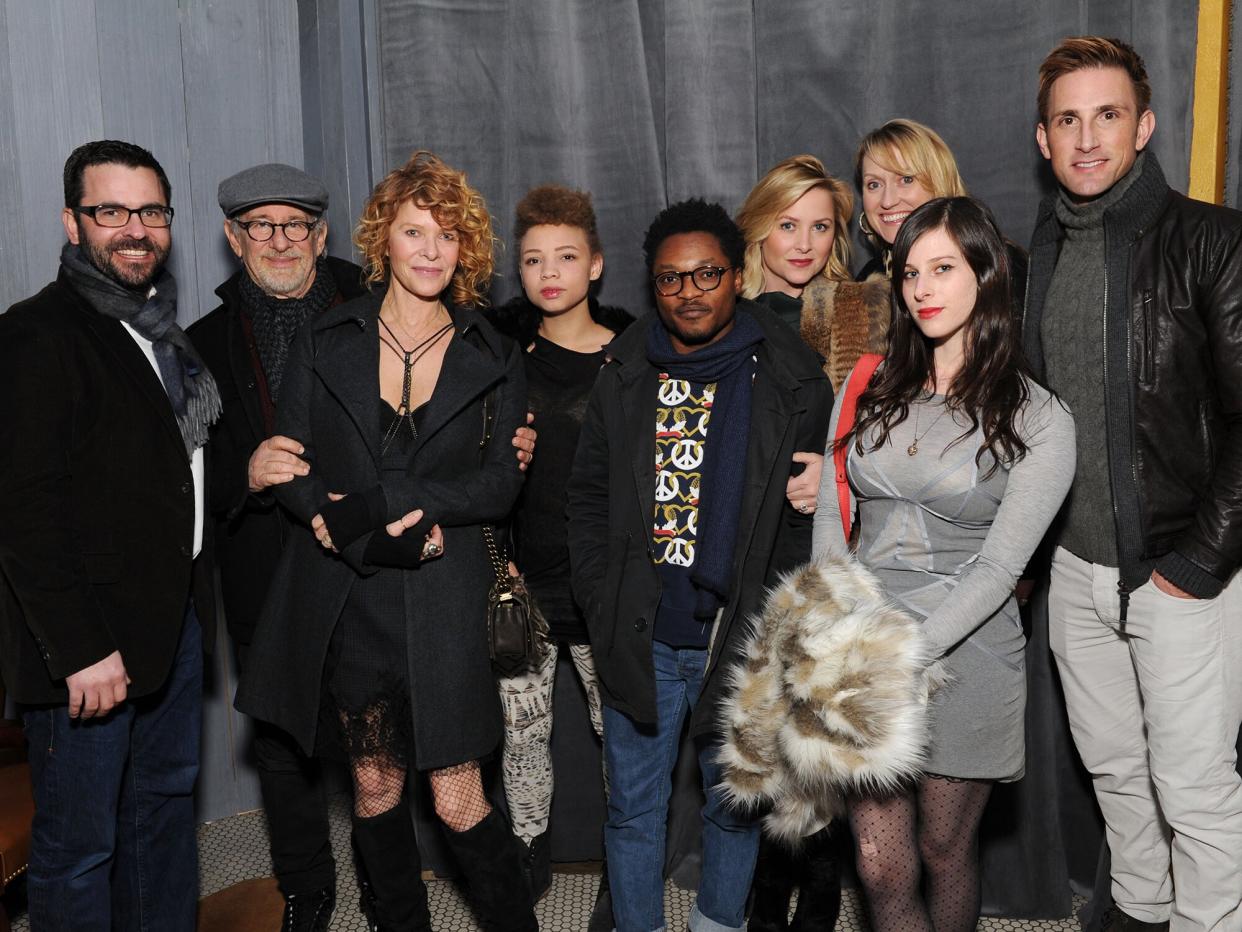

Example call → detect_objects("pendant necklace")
379 312 453 451
907 393 948 457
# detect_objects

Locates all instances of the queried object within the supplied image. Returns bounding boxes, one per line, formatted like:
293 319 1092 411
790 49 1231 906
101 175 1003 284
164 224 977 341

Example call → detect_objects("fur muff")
718 555 944 844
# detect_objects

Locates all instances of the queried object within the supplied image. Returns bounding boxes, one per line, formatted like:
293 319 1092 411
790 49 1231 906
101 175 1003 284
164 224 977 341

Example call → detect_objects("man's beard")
83 235 170 290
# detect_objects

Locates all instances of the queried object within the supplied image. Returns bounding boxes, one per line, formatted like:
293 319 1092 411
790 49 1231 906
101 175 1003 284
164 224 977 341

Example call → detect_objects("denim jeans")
603 640 760 932
22 606 203 932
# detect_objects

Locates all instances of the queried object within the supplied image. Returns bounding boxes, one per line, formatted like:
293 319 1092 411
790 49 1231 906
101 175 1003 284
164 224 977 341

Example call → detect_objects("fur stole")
799 278 890 393
717 555 945 844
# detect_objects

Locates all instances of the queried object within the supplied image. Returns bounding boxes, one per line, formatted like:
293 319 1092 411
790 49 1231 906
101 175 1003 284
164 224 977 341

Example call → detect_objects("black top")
756 290 803 330
514 334 607 642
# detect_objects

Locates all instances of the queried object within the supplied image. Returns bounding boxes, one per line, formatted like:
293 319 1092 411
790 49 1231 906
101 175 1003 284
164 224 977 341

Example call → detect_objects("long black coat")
187 257 368 645
566 303 833 734
234 295 527 768
0 274 216 704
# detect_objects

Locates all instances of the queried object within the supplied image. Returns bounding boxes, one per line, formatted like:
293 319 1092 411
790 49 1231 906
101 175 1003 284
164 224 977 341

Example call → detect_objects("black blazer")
0 273 215 705
234 295 527 766
566 303 833 733
188 257 369 645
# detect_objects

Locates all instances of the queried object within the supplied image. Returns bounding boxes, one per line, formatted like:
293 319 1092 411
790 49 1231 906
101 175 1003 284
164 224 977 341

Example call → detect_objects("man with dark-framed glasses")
188 163 536 931
0 139 220 931
188 163 369 932
567 198 833 932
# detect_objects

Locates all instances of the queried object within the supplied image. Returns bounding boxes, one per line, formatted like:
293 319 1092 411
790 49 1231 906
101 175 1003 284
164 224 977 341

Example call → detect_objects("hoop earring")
858 214 875 237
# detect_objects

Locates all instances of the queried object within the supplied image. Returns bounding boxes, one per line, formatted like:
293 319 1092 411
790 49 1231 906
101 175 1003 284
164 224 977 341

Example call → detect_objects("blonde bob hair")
354 150 495 307
853 120 968 249
736 155 853 299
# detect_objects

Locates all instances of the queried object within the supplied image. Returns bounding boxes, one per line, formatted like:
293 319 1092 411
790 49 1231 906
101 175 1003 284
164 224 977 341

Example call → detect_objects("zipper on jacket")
1139 289 1154 384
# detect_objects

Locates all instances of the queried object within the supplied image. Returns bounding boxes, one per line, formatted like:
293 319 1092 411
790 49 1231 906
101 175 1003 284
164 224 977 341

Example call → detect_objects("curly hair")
513 184 601 254
1038 36 1151 124
736 154 853 298
354 150 495 308
642 198 745 275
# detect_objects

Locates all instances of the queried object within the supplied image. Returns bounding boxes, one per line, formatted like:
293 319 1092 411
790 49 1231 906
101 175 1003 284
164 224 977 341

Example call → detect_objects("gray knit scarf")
60 242 221 455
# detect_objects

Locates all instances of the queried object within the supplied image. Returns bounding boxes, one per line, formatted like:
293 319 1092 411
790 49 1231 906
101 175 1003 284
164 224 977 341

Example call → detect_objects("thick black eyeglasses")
77 204 174 228
652 265 732 297
234 219 320 243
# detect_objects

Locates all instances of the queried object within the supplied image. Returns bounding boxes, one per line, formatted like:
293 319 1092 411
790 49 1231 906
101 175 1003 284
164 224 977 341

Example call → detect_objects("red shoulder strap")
834 353 884 540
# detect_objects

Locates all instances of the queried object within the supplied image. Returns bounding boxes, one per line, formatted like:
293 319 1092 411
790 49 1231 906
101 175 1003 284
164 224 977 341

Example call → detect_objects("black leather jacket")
1024 154 1242 599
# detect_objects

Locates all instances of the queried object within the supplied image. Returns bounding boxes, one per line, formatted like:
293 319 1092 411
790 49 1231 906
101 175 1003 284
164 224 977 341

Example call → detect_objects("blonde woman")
735 155 888 931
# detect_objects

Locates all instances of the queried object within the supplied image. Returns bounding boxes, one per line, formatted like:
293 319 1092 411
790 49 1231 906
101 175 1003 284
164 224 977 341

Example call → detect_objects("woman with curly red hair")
236 150 537 931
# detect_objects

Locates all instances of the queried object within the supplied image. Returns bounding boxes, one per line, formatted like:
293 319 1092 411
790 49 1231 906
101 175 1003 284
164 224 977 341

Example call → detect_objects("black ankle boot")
789 828 841 932
351 807 431 932
444 809 539 931
280 886 335 932
519 830 552 902
749 836 795 932
350 834 380 932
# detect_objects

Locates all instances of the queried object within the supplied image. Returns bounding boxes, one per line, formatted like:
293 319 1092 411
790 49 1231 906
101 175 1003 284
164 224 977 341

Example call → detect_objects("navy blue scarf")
645 310 764 620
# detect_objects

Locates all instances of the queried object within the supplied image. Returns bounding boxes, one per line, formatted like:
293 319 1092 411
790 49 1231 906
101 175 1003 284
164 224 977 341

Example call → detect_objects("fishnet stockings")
428 760 493 832
848 775 993 932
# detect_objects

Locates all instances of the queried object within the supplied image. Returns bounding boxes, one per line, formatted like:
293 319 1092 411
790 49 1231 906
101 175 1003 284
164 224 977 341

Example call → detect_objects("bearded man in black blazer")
0 139 219 932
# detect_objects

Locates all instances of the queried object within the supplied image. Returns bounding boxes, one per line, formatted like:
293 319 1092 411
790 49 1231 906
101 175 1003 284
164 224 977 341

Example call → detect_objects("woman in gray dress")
813 197 1075 932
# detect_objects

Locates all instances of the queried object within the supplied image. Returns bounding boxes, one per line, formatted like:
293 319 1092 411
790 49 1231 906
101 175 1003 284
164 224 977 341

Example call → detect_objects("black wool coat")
187 257 369 645
0 274 216 704
234 295 527 768
566 302 833 734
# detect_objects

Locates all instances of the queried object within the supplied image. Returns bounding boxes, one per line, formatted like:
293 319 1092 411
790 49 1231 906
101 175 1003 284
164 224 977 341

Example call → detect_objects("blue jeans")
22 607 203 932
603 640 760 932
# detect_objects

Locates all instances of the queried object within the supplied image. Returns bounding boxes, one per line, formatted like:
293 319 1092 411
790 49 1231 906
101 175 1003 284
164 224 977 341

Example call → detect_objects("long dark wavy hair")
841 196 1033 477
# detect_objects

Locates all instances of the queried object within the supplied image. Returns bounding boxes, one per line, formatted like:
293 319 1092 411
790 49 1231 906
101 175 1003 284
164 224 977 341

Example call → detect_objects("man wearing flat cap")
191 164 535 931
190 163 365 931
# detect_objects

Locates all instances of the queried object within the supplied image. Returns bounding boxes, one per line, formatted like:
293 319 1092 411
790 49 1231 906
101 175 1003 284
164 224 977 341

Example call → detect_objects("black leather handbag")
480 390 548 677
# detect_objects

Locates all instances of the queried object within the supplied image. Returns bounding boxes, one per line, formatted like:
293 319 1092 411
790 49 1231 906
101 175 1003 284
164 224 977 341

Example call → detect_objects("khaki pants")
1050 547 1242 931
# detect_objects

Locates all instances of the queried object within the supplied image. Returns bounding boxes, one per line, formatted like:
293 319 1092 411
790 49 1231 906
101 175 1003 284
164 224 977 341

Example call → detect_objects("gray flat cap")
218 163 329 217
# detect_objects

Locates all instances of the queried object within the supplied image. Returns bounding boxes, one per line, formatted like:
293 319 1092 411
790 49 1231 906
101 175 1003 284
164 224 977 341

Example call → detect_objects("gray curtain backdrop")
372 0 1204 917
376 0 1197 314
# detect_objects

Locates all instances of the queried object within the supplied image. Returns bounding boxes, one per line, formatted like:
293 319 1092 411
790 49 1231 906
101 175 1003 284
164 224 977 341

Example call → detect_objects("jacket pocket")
1137 288 1154 385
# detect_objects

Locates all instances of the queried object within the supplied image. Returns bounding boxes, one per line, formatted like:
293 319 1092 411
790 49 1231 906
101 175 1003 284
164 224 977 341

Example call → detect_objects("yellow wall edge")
1190 0 1231 203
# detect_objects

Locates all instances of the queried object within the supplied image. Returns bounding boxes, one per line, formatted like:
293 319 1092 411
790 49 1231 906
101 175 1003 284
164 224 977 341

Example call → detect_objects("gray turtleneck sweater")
1040 152 1147 566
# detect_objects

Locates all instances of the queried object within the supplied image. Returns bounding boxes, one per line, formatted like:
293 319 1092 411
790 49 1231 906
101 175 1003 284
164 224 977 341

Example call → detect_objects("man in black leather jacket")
1025 37 1242 932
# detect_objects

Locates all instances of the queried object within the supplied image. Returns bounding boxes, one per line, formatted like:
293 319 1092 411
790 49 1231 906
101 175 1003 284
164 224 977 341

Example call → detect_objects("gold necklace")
907 395 948 457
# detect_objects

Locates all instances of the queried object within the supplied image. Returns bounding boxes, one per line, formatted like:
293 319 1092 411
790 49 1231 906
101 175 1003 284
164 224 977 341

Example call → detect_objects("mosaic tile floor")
6 792 1085 930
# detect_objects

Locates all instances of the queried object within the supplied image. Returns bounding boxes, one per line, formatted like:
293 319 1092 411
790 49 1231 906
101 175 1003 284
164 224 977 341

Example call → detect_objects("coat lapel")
313 314 382 463
410 328 507 455
74 300 188 463
227 311 268 442
618 361 660 529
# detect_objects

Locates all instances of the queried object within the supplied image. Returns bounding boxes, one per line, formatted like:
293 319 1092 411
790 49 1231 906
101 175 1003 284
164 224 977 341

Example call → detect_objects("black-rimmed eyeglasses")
652 265 732 297
234 219 321 243
77 204 174 228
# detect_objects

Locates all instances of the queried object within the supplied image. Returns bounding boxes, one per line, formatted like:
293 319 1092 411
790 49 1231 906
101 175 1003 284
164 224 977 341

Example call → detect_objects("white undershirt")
121 321 205 558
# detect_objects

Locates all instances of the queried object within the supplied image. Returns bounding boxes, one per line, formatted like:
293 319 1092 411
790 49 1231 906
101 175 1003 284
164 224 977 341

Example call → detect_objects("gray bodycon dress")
813 367 1076 781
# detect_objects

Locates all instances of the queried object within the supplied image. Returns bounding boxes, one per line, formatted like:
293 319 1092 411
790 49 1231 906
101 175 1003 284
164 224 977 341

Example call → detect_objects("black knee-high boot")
444 808 539 931
749 835 796 932
790 828 841 932
351 806 431 932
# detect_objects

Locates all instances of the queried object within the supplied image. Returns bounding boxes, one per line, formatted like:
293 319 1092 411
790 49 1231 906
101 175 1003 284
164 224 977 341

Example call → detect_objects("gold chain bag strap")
480 389 548 677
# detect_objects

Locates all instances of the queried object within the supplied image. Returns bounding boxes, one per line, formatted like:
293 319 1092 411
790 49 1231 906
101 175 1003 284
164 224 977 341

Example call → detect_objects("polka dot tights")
848 774 993 932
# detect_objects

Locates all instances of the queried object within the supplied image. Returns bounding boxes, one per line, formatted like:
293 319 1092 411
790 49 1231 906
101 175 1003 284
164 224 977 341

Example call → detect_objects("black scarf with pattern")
238 257 338 401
